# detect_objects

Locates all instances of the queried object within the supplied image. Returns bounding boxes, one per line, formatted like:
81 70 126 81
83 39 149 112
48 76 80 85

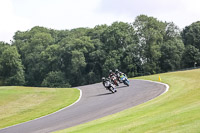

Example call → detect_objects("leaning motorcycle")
120 75 129 86
103 79 117 93
116 73 123 83
110 75 119 86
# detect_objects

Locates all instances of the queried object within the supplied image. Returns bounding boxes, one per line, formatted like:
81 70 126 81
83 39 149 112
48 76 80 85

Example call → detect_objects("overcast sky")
0 0 200 43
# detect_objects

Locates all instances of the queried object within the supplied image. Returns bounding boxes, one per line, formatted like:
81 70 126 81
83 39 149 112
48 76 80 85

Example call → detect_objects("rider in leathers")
102 77 117 92
108 70 119 86
115 69 127 83
108 70 117 78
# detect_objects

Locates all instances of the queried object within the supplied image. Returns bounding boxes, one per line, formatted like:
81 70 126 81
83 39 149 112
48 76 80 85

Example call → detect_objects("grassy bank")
0 86 80 129
56 69 200 133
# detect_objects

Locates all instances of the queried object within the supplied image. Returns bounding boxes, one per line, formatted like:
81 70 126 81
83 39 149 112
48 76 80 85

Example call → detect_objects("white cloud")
12 0 103 30
98 0 200 28
0 0 200 43
184 0 200 13
0 0 31 42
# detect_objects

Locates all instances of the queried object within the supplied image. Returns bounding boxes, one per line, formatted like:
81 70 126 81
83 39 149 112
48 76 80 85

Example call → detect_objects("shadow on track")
94 85 129 97
116 85 129 89
95 92 114 97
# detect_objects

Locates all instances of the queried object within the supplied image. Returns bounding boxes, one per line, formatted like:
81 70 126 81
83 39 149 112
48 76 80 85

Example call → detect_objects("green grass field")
0 86 80 129
56 69 200 133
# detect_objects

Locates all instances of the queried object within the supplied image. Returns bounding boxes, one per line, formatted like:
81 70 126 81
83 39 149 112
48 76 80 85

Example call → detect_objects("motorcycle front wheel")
124 80 129 86
109 86 116 93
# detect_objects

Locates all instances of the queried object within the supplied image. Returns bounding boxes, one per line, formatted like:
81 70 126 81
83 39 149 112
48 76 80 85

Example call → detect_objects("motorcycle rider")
102 77 107 87
102 77 117 92
108 70 119 86
115 69 127 83
108 70 117 78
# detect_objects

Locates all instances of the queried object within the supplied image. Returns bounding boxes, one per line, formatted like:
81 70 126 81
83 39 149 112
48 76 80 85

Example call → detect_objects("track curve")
0 79 167 133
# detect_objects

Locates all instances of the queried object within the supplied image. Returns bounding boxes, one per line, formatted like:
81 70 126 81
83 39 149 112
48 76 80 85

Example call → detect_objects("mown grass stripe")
0 87 80 129
56 69 200 133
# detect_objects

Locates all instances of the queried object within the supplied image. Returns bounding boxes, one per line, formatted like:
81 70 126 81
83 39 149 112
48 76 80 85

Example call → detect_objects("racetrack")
0 79 168 133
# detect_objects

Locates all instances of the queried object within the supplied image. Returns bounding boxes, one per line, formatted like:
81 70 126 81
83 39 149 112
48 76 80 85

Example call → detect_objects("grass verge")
0 86 80 129
56 69 200 133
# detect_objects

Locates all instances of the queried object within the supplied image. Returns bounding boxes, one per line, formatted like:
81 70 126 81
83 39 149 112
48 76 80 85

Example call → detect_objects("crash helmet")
115 69 119 72
102 77 105 81
109 70 112 73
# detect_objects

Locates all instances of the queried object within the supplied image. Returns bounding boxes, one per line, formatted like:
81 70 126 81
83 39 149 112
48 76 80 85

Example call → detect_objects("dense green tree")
40 44 63 81
182 21 200 50
101 22 136 51
100 22 138 76
3 15 197 88
160 22 185 72
164 22 181 40
86 25 108 82
133 15 166 74
160 39 185 72
122 43 143 77
87 25 108 40
0 42 25 85
182 45 200 68
58 31 95 86
41 71 70 88
102 50 121 73
14 27 55 86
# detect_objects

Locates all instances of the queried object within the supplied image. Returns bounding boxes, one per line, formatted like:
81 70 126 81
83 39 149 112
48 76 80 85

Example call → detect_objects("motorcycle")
110 75 119 86
116 73 123 83
120 74 129 86
103 78 117 93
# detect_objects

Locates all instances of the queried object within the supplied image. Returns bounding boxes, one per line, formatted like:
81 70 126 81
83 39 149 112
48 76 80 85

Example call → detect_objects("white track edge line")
0 88 82 130
1 80 168 130
133 79 169 97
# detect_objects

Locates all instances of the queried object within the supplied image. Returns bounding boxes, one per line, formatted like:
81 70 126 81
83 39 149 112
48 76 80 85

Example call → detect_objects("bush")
41 71 71 88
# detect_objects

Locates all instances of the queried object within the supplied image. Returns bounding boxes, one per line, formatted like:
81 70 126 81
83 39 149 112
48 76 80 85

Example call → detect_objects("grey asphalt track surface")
0 79 167 133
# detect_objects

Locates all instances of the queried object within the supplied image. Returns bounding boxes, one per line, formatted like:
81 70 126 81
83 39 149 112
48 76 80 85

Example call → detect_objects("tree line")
0 15 200 87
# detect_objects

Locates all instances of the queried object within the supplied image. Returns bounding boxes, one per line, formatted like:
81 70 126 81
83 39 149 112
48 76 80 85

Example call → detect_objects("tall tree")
0 42 25 85
182 45 200 68
86 25 108 83
14 26 55 86
160 22 185 72
182 21 200 50
160 39 184 72
58 30 95 86
101 21 138 76
133 15 166 74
